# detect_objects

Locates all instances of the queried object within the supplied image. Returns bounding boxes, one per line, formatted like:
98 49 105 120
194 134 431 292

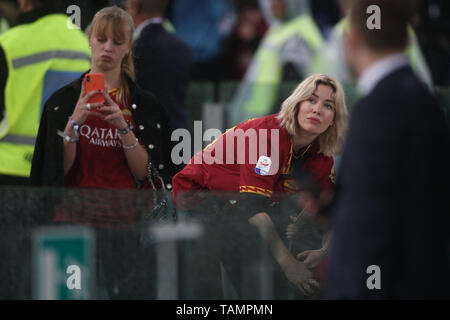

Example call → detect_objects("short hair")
277 74 348 157
139 0 168 14
349 0 412 52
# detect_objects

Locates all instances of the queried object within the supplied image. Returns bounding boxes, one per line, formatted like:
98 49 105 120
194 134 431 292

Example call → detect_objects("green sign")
32 226 95 300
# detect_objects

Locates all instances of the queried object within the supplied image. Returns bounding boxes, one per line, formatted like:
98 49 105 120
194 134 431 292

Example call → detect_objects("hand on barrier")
284 257 320 296
297 249 326 269
286 215 299 239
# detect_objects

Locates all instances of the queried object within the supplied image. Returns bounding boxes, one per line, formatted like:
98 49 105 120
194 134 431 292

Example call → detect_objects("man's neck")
355 49 402 79
357 50 409 96
135 13 163 28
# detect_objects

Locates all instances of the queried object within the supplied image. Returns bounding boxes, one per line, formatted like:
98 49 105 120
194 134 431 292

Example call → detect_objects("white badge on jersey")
255 156 272 176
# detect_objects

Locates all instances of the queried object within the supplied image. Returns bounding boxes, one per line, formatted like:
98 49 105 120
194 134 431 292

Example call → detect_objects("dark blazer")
30 72 178 188
325 66 450 299
133 23 193 130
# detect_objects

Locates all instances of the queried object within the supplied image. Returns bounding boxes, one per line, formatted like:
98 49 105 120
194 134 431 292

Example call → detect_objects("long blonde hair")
89 6 135 106
277 74 348 157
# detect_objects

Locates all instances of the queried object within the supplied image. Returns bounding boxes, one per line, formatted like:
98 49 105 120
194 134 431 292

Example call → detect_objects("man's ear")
344 25 362 62
345 25 359 53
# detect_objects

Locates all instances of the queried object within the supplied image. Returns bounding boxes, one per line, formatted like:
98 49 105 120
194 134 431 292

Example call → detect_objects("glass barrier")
1 84 449 300
0 187 326 300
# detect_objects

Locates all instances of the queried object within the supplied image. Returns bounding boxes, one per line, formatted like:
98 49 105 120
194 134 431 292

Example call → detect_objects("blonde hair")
89 6 135 106
277 74 348 157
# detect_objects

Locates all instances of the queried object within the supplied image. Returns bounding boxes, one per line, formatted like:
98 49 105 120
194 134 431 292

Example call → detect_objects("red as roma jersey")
173 114 334 207
65 88 138 189
56 89 141 228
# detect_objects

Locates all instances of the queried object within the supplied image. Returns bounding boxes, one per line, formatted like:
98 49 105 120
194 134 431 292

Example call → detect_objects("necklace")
292 143 312 159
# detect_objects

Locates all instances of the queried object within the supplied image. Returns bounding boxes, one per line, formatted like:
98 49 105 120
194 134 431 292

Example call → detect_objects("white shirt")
357 53 410 96
134 17 163 39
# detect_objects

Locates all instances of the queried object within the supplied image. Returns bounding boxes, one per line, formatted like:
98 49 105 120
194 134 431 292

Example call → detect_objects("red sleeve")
172 163 207 208
238 127 284 198
318 157 335 190
239 163 277 198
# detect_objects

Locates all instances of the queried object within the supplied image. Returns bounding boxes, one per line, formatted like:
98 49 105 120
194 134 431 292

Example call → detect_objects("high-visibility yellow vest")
228 15 323 126
405 26 433 88
162 19 175 33
0 14 90 178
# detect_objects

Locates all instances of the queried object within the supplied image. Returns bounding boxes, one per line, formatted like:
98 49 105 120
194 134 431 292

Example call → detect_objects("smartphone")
84 73 105 104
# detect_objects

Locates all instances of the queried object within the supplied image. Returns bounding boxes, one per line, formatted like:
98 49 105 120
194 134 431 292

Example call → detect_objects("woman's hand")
99 90 128 130
286 215 299 239
71 80 104 125
297 249 326 269
284 258 320 296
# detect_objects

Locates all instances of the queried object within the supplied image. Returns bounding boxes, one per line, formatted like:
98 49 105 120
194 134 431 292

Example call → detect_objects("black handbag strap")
147 159 166 191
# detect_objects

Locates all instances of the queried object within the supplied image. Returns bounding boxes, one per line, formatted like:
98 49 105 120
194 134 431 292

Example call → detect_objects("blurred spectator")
310 0 341 38
325 0 450 299
0 0 91 185
0 0 90 299
0 0 17 33
221 0 268 80
0 0 19 27
319 0 433 88
169 0 236 81
127 0 193 131
0 14 8 35
227 0 324 126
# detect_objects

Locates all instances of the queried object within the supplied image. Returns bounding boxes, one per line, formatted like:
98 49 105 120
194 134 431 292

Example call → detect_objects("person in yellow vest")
228 0 324 127
320 2 433 89
0 0 90 185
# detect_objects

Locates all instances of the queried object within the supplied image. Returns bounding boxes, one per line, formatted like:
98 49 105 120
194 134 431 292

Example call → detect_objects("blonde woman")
173 73 348 298
31 6 176 225
31 6 176 298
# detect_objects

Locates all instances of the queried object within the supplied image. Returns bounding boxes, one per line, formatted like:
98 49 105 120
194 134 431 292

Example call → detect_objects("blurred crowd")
0 0 449 85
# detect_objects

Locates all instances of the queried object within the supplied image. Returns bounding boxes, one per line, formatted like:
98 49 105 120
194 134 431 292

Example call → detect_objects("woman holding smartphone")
30 6 176 298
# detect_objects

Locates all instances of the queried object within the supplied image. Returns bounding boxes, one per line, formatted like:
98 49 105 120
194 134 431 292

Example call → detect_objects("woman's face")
297 84 336 136
89 23 131 72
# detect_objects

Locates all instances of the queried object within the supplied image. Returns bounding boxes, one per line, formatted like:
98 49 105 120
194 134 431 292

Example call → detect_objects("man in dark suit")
127 0 193 130
325 0 450 299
